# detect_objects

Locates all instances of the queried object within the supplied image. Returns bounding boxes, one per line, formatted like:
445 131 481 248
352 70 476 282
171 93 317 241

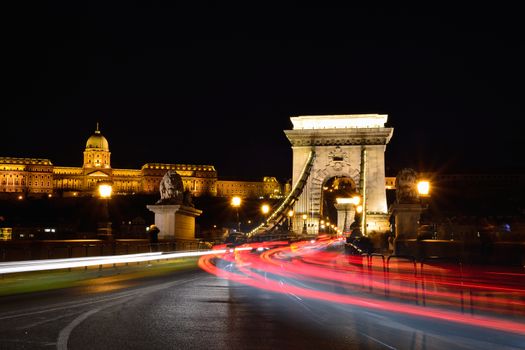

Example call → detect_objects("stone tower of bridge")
284 114 393 235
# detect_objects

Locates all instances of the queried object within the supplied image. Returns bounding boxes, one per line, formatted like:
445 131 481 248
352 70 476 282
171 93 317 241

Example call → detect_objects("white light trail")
0 250 226 274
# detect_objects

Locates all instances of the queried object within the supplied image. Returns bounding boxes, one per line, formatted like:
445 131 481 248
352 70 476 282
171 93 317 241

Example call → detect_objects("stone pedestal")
366 213 391 234
97 222 113 240
146 205 202 240
391 203 422 240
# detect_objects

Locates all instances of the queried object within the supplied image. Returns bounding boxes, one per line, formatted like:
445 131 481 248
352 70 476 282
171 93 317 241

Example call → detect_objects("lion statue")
157 170 184 204
395 168 419 204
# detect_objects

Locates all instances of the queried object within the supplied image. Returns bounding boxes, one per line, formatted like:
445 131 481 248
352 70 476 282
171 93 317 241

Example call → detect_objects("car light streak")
199 239 525 335
0 252 162 268
0 250 226 274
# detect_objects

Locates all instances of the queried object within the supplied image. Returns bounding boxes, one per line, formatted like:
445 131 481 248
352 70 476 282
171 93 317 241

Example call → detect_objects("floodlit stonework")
216 177 282 198
0 125 283 198
0 125 217 197
146 204 202 240
285 114 393 235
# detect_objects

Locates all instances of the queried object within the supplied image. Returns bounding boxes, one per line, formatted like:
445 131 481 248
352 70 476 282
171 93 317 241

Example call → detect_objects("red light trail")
199 239 525 335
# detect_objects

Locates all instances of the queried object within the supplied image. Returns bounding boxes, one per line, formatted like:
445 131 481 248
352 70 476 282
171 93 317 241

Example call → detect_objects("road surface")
1 250 524 349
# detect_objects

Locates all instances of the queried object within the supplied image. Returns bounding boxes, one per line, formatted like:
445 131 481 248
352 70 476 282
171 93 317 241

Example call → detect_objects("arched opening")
320 176 360 235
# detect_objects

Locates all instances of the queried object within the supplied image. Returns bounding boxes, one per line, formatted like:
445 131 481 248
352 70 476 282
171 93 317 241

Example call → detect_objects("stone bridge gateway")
284 114 393 236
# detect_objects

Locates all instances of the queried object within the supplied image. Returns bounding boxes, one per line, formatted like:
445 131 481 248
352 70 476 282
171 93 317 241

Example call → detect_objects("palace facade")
216 177 282 198
0 125 283 198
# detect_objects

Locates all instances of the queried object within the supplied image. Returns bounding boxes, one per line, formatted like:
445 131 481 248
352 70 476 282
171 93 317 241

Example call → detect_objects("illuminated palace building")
0 125 282 198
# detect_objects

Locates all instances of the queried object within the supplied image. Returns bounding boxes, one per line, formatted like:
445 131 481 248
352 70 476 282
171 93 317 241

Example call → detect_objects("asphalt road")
1 265 524 350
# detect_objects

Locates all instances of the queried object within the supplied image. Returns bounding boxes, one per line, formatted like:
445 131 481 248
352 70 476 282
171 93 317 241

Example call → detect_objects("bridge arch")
319 175 359 233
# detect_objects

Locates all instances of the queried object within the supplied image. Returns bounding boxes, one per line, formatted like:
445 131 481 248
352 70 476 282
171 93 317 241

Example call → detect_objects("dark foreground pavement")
1 264 524 349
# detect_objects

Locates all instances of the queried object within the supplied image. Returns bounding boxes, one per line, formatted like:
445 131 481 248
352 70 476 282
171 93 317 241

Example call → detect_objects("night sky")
3 3 524 181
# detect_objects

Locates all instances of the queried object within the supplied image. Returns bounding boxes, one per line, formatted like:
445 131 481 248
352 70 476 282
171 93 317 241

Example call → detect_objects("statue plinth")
391 203 422 241
365 213 391 234
97 222 113 240
146 204 202 240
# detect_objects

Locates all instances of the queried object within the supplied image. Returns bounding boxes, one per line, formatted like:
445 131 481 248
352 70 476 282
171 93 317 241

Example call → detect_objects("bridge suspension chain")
247 150 316 237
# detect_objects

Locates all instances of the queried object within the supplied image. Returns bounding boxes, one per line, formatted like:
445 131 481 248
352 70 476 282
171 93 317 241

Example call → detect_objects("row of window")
1 181 50 187
1 167 51 171
218 190 265 195
143 165 214 171
1 174 52 179
1 167 25 171
13 168 51 172
54 171 83 175
218 183 264 188
2 179 24 185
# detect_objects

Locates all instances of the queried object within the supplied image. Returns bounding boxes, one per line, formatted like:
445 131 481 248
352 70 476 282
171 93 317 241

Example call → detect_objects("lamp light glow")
98 184 112 198
336 198 353 204
417 181 430 196
231 196 241 207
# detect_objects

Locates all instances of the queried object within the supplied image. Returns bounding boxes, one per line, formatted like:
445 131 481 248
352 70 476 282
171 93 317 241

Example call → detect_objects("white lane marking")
16 311 81 330
359 332 397 350
0 291 139 321
56 308 102 350
55 277 201 350
288 292 302 301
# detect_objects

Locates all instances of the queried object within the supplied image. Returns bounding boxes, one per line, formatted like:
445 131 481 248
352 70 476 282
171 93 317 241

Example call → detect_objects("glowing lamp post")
417 180 431 213
287 209 294 231
417 181 430 196
302 214 307 234
261 204 270 224
99 184 112 199
231 196 242 233
98 183 113 240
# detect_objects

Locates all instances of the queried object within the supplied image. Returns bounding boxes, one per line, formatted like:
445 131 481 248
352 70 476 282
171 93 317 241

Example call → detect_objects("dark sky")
2 3 524 181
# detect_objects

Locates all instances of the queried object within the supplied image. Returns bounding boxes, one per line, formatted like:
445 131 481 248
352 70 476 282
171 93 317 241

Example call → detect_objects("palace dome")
85 125 109 151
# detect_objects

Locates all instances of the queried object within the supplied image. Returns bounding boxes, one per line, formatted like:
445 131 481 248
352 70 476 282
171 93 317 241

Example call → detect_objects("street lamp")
417 180 431 217
302 214 307 234
287 210 294 231
98 183 113 240
231 196 242 233
261 204 270 224
99 184 112 199
417 180 430 196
